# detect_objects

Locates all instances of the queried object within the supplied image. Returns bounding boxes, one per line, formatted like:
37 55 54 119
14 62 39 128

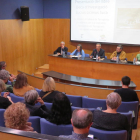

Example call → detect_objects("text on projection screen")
71 0 140 45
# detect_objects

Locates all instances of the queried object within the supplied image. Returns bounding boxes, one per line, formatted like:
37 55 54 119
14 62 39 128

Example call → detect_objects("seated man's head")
60 41 65 49
96 43 101 52
24 90 39 105
42 77 55 92
121 76 130 87
0 70 9 83
4 102 30 130
106 92 122 110
116 45 123 53
71 109 93 134
0 61 6 70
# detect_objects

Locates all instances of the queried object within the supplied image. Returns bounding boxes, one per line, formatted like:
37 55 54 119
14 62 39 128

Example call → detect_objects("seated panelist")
136 51 140 61
54 41 68 55
70 44 85 57
90 43 105 59
110 45 126 60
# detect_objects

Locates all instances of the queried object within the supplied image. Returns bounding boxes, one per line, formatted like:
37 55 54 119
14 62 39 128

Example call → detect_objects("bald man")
60 109 96 140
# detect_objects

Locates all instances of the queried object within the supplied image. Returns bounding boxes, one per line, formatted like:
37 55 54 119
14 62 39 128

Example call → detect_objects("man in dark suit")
54 41 68 55
90 43 105 59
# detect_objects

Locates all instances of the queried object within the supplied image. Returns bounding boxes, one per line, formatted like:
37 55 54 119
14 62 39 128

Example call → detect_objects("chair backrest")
7 80 12 86
0 109 5 127
71 106 96 114
82 97 107 110
40 118 73 136
67 52 71 55
117 101 139 129
44 102 53 110
35 88 41 96
10 93 24 103
89 127 127 140
120 112 132 140
28 116 41 133
85 54 90 57
66 95 82 107
1 92 5 97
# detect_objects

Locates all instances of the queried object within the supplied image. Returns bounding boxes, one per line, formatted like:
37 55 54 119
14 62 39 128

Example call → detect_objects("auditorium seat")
85 54 90 57
10 93 24 103
7 80 13 86
35 88 41 96
1 92 5 96
28 116 41 133
0 109 5 127
71 106 97 114
44 102 52 110
117 101 139 129
82 97 106 110
89 128 127 140
40 118 73 136
66 95 82 107
120 112 133 140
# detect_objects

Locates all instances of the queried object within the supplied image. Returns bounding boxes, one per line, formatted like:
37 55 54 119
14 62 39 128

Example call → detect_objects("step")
38 64 49 72
34 72 43 78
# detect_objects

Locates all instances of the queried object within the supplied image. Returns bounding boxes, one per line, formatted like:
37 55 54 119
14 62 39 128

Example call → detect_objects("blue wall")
43 0 70 19
0 0 44 19
0 0 70 20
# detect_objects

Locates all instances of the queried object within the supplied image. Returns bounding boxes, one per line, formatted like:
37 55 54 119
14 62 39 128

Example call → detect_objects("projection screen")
71 0 140 45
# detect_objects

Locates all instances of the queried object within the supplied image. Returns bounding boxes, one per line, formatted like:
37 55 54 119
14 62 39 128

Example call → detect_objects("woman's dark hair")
14 73 28 89
48 92 72 125
77 44 82 55
0 61 6 70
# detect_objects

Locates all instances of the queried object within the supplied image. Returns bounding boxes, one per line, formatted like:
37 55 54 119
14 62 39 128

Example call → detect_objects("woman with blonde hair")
4 102 34 132
40 77 59 103
0 79 13 109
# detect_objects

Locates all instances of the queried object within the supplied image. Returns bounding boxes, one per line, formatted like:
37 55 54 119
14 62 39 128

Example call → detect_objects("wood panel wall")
0 19 46 75
0 18 140 75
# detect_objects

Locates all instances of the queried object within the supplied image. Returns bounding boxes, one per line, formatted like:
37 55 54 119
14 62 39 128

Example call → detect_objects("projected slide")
71 0 140 45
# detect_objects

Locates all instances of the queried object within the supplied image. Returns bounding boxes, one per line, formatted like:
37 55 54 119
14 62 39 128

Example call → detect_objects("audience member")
4 102 34 132
60 109 96 140
114 76 139 102
40 77 59 103
24 90 49 118
13 73 34 97
0 70 13 93
47 92 72 125
0 79 13 109
92 92 129 132
0 61 16 80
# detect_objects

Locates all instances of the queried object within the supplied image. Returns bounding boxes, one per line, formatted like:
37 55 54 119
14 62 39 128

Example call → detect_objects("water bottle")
116 56 119 63
62 51 65 57
133 57 136 65
96 55 98 61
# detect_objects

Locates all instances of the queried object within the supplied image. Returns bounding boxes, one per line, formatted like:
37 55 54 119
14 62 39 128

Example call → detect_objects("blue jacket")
71 49 85 57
